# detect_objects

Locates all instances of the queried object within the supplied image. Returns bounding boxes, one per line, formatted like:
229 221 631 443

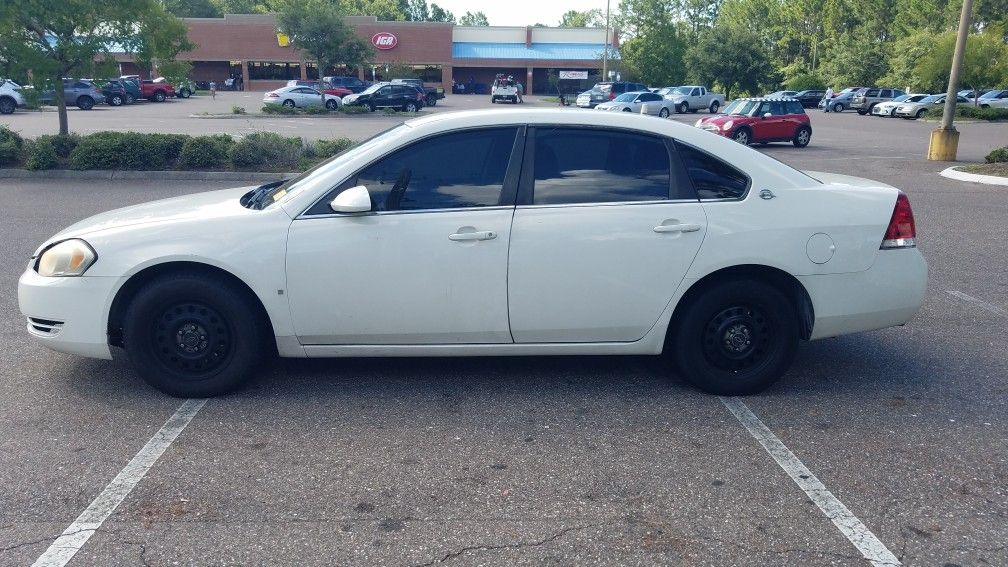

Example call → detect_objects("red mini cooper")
694 97 812 147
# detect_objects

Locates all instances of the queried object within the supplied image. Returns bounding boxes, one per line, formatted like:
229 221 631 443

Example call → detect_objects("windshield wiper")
242 179 289 210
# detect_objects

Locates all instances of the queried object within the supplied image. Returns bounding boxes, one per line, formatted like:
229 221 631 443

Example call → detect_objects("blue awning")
452 42 619 61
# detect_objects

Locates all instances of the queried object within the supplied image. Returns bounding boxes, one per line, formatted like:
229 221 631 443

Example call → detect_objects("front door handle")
449 230 497 242
654 223 701 234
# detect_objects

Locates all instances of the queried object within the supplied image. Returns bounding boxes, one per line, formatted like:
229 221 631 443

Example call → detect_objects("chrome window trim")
516 199 698 210
296 205 516 220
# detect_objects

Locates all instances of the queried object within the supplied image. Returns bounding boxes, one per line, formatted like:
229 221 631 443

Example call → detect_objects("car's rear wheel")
832 102 844 112
622 107 632 112
709 100 720 113
325 99 338 110
0 97 14 115
123 273 269 397
793 126 812 147
669 279 798 395
658 107 670 118
109 94 123 106
125 93 135 104
179 87 191 98
732 128 751 145
153 90 166 102
678 102 689 114
77 96 94 110
405 101 418 112
857 108 868 115
426 96 437 107
282 99 295 108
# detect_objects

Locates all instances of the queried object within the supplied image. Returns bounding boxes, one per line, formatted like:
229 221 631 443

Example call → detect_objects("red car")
694 97 812 147
286 79 353 98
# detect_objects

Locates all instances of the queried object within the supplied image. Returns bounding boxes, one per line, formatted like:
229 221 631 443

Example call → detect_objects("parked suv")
40 79 105 109
323 76 370 93
0 79 28 114
341 82 425 112
793 90 826 108
576 81 648 108
818 87 863 112
695 97 812 147
851 88 906 115
392 78 444 107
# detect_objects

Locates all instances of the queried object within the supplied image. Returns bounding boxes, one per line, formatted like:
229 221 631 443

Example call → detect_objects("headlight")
722 120 734 130
36 239 97 277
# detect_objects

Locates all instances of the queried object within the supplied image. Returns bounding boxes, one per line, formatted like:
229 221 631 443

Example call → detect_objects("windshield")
892 95 912 102
920 95 942 103
592 83 612 93
979 90 1002 99
673 86 693 95
725 100 758 115
613 93 636 102
247 124 408 209
360 83 384 95
839 87 858 94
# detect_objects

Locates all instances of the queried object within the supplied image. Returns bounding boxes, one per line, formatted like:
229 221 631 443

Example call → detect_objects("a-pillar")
526 66 533 96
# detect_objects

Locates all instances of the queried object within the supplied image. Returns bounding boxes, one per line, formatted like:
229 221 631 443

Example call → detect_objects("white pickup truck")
665 85 725 114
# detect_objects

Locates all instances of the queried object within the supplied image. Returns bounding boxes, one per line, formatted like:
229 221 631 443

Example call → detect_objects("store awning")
452 42 618 61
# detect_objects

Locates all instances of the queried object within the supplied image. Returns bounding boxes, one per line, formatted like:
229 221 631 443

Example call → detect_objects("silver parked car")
894 94 968 119
851 88 906 115
595 91 670 115
262 85 342 109
871 94 929 117
39 79 106 110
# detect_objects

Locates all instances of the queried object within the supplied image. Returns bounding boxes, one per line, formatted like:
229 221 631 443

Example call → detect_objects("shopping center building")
116 14 619 95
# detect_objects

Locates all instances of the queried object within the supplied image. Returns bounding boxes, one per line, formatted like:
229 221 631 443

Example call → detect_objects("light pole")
927 0 973 161
602 0 611 78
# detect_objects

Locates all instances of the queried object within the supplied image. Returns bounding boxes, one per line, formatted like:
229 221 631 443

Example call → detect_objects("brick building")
116 14 619 95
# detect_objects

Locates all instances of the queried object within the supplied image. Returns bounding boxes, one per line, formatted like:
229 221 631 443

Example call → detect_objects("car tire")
889 108 897 117
732 128 751 145
123 272 270 397
678 102 689 114
125 93 135 104
179 88 191 99
980 104 989 109
669 279 799 395
77 96 94 110
659 107 670 118
832 102 844 112
793 126 812 148
153 90 166 102
857 109 867 115
368 103 376 112
109 94 123 106
405 101 418 112
325 99 338 110
709 101 720 113
0 97 14 115
490 97 496 104
282 99 295 108
915 109 926 119
622 107 632 112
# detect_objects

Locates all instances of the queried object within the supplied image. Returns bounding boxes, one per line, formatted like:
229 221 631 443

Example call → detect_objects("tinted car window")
770 101 786 115
532 128 674 205
865 89 879 96
674 141 750 200
785 101 805 114
348 128 518 212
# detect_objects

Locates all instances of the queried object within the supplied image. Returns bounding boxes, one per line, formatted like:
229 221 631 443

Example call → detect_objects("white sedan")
19 109 927 397
595 91 671 115
263 85 341 110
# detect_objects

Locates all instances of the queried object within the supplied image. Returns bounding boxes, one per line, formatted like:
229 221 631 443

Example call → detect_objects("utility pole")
927 0 973 161
602 0 611 78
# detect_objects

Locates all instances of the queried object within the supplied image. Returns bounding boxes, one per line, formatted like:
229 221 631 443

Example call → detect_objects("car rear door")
286 127 524 345
507 126 707 343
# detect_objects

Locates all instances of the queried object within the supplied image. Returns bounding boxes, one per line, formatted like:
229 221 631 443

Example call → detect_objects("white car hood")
47 186 258 244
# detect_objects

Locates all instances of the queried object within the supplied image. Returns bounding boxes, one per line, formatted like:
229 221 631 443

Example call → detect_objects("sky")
429 1 612 27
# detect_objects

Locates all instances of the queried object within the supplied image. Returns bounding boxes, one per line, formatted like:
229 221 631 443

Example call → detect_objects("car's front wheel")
659 107 670 118
0 97 14 115
732 128 751 145
669 279 798 395
678 102 689 114
325 99 338 110
125 93 135 104
77 96 94 110
282 99 295 108
108 94 123 106
709 100 720 113
153 90 166 102
123 273 269 397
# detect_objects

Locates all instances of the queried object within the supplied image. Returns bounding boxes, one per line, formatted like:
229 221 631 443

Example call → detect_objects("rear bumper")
18 268 117 359
801 248 927 340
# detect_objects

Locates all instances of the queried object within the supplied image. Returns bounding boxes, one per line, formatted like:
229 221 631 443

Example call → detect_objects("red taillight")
881 191 916 249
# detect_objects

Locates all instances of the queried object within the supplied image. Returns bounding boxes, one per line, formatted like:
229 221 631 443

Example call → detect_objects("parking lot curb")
0 169 298 182
940 166 1008 186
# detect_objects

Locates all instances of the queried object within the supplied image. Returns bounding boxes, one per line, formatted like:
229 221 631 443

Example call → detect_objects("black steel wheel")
669 279 799 395
124 272 269 397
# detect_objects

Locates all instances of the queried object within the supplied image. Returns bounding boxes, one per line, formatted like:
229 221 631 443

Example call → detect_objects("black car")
391 78 444 107
323 75 371 93
793 90 827 108
343 82 425 112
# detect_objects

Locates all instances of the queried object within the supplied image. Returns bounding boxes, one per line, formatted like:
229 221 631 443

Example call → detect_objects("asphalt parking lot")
1 96 1006 566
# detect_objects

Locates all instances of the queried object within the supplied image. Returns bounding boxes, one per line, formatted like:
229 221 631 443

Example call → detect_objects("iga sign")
371 32 398 50
559 71 588 80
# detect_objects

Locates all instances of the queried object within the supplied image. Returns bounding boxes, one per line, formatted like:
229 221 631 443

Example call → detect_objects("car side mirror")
762 112 772 119
330 185 372 213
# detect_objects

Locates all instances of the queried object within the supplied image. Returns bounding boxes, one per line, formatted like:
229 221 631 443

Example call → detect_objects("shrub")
338 104 370 114
303 104 330 115
986 146 1008 163
380 107 400 115
313 138 356 159
35 134 79 158
25 139 58 170
229 131 303 171
925 105 1008 121
231 105 246 114
262 104 297 115
178 134 234 169
0 126 25 166
69 132 188 170
20 87 42 110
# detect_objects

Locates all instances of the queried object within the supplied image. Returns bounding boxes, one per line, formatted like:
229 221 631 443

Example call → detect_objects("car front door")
286 127 524 345
507 127 707 343
749 101 776 141
373 85 393 107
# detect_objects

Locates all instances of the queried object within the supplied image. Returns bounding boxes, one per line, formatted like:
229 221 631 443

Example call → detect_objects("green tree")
683 25 776 99
345 0 404 20
0 0 194 135
559 9 603 27
276 0 374 103
428 3 455 23
165 0 222 17
616 0 686 86
459 11 489 26
913 30 1008 98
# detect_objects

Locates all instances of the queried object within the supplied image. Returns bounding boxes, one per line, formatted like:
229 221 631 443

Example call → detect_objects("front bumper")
800 247 927 340
18 268 118 359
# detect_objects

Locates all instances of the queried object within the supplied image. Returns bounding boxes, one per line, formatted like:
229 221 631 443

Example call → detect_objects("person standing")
823 86 834 113
209 80 217 100
516 81 524 103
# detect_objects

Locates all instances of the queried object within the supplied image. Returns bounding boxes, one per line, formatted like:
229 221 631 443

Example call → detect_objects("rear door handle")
653 223 701 234
449 230 497 241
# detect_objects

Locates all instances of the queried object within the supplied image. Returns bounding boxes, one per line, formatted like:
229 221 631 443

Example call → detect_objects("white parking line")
720 397 901 567
31 399 206 567
946 290 1006 316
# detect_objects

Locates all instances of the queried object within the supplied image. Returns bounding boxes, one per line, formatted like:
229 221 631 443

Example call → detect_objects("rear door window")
674 141 750 201
530 128 686 205
785 101 805 114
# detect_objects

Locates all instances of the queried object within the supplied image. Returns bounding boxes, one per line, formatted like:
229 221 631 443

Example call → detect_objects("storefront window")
246 61 300 81
305 62 318 80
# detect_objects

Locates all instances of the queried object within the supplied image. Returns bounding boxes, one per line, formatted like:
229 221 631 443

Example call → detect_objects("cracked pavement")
1 108 1007 566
